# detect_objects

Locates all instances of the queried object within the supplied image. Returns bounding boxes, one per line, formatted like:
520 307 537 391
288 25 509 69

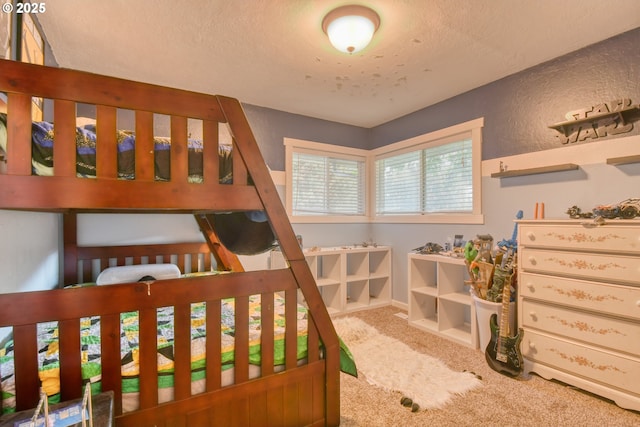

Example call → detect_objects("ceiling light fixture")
322 5 380 54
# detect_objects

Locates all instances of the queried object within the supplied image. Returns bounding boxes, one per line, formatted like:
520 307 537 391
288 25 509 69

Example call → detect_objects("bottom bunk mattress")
0 292 355 414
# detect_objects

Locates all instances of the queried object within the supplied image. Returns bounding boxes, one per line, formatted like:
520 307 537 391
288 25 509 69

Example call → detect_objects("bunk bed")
0 59 344 426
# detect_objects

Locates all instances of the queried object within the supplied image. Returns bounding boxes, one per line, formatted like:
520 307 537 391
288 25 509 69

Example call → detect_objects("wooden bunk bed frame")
0 59 340 426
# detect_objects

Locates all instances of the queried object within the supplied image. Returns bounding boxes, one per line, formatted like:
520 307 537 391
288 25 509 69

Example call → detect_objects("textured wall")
368 28 640 159
242 104 369 171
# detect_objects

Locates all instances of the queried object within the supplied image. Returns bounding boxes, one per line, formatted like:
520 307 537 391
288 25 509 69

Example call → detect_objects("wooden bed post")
217 96 341 426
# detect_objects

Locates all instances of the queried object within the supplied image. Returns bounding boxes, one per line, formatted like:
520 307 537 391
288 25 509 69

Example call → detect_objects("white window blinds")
292 151 365 216
375 151 422 214
376 138 473 215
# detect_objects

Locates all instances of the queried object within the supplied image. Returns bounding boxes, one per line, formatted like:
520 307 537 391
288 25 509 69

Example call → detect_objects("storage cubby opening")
410 293 437 323
346 252 368 278
318 254 341 281
438 300 472 337
410 258 437 289
346 279 368 308
369 250 389 275
438 262 468 294
319 284 342 314
369 277 389 300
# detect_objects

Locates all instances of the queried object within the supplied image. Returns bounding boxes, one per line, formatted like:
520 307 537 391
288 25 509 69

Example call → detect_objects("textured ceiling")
37 0 640 128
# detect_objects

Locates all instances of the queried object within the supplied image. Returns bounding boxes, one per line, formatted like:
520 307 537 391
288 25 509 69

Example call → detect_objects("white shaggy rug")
333 317 482 410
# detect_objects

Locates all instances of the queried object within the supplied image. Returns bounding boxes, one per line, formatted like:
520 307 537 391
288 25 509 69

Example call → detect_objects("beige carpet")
336 306 640 427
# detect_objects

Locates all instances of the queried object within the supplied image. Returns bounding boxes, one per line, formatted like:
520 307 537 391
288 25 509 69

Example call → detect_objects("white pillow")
96 263 181 285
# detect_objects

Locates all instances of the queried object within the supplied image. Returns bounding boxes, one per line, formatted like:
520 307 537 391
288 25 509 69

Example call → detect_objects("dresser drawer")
521 299 640 356
519 272 640 321
520 248 640 285
519 223 640 254
522 330 640 395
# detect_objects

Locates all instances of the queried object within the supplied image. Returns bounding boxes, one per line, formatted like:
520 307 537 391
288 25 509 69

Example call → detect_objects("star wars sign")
550 98 638 144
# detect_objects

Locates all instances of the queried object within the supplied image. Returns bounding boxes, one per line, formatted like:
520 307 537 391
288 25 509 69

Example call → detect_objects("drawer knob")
529 342 536 350
636 300 640 308
527 232 535 241
529 311 537 320
527 283 535 292
528 256 537 265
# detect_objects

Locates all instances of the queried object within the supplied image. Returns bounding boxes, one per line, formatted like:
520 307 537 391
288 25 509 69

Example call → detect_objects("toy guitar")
484 248 524 377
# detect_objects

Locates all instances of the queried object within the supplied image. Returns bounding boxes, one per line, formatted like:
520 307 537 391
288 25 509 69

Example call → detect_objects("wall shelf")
606 154 640 166
548 105 639 136
491 163 579 178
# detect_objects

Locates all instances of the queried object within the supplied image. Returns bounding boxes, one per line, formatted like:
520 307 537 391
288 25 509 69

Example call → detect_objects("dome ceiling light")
322 5 380 54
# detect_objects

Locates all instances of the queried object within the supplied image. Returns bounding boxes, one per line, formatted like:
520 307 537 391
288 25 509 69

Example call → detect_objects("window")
376 139 472 214
373 118 483 223
285 139 368 222
20 14 45 121
284 118 483 224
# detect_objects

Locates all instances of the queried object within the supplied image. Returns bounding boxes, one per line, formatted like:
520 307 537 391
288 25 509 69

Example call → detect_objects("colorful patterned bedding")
0 294 312 414
0 113 233 182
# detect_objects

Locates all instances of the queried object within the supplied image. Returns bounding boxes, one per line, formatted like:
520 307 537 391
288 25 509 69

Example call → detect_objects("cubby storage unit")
408 253 477 348
270 246 392 315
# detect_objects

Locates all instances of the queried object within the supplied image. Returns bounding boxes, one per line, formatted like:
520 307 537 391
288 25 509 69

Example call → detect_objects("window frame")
371 118 484 224
284 118 483 224
284 138 370 223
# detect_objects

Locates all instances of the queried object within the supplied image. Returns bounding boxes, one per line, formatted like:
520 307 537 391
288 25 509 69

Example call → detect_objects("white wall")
0 210 59 294
78 213 271 271
77 214 204 246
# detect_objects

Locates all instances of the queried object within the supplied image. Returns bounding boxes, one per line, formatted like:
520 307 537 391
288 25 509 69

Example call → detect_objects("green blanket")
0 293 356 414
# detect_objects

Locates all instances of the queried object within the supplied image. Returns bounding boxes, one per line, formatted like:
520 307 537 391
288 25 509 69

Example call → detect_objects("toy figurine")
412 242 443 254
566 205 593 219
592 198 640 219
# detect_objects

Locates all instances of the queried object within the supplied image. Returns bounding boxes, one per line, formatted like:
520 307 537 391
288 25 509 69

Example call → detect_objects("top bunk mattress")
0 113 232 183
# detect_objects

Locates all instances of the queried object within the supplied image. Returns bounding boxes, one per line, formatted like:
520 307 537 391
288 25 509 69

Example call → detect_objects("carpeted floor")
333 316 482 411
336 306 640 427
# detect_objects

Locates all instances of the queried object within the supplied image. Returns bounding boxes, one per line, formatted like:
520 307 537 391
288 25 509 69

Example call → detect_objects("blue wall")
242 104 369 171
371 28 640 158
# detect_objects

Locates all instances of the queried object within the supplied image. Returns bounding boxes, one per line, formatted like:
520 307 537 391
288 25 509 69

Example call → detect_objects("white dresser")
517 219 640 411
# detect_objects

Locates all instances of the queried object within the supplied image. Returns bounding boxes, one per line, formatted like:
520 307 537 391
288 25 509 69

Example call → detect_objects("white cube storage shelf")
270 246 392 315
408 253 477 348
